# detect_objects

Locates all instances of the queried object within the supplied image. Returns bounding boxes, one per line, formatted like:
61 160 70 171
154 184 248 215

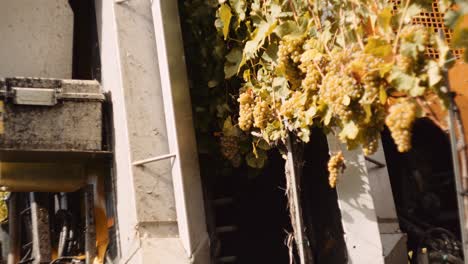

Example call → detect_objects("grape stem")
393 0 411 54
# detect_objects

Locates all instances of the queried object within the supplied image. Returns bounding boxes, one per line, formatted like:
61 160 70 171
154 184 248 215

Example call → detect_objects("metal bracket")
12 87 57 106
365 157 386 168
132 153 176 166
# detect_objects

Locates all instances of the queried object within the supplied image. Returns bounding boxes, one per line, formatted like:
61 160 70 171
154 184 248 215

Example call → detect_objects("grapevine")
180 0 466 185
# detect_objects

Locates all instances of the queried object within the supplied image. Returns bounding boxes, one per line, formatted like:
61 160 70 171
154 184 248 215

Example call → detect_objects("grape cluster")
280 91 307 120
352 52 384 104
320 71 360 122
278 36 305 89
253 98 273 129
238 90 255 131
363 137 379 156
328 151 345 188
299 50 325 91
385 99 417 152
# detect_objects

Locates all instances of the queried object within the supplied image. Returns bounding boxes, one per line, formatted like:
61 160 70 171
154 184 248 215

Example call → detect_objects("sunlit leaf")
377 6 394 38
379 86 388 104
339 121 359 140
364 37 392 57
243 20 278 60
246 149 267 168
219 4 233 40
427 60 442 87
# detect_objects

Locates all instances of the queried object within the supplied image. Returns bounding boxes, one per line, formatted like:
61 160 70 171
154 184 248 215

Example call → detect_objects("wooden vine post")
285 135 314 264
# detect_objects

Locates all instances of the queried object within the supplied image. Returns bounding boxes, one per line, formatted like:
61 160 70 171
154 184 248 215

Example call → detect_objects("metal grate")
392 1 464 59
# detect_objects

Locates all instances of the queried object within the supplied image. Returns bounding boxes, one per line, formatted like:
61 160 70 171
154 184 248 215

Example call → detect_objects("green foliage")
180 0 462 177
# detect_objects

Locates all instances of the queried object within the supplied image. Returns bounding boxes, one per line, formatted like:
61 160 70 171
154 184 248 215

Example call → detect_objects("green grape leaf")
377 6 394 38
263 120 283 142
339 121 359 140
404 4 423 23
257 139 272 150
229 0 246 22
219 4 233 40
364 37 392 57
389 69 425 96
262 43 279 63
274 20 301 37
400 42 420 59
427 60 442 87
379 63 393 77
272 77 290 98
243 20 278 61
223 116 240 137
246 150 267 168
224 47 243 78
434 33 452 67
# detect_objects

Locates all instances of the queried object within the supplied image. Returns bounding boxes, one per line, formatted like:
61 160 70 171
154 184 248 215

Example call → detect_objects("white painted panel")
366 142 401 234
0 0 73 78
151 0 209 261
327 136 385 264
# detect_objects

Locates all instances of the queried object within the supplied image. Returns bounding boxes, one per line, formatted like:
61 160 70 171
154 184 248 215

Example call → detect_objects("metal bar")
365 156 386 168
29 193 51 264
83 185 97 264
7 193 19 264
436 30 468 262
443 64 468 263
132 153 176 166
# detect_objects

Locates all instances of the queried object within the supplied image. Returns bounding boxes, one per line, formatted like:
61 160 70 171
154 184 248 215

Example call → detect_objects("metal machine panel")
0 78 104 152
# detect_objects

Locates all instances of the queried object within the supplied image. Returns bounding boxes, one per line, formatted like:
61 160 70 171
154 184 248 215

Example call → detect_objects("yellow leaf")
379 86 387 105
339 121 359 140
363 104 372 124
219 4 232 40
